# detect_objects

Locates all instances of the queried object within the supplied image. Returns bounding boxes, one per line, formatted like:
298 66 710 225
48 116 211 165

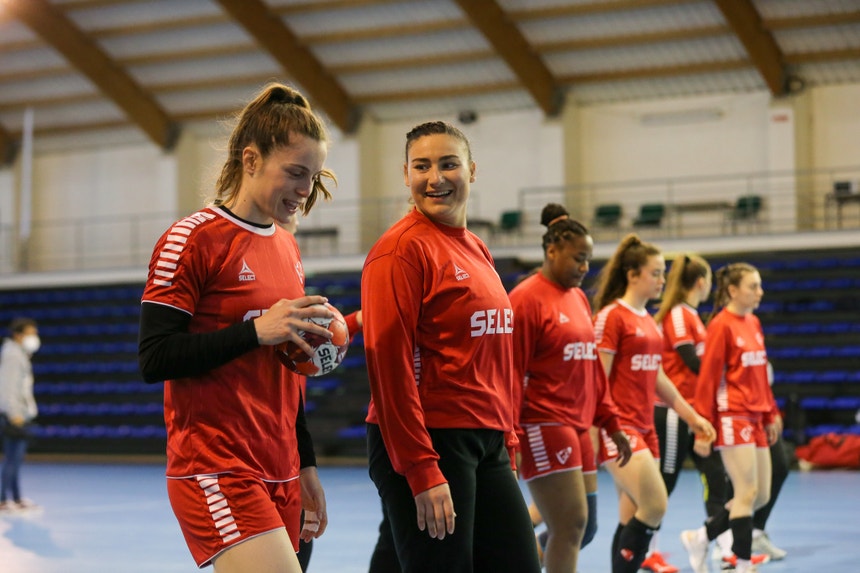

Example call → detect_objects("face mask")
21 334 41 355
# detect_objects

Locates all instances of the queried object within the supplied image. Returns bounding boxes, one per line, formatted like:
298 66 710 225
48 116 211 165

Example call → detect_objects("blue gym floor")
0 462 857 572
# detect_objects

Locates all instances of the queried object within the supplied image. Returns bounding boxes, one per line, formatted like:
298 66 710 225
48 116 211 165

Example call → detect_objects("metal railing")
2 166 859 275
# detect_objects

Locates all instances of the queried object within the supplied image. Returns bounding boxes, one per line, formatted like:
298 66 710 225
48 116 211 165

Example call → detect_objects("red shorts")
716 413 768 448
598 425 659 464
167 474 301 567
519 424 583 482
579 428 597 474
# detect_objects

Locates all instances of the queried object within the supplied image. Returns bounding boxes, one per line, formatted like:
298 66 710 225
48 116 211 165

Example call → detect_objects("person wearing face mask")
0 317 41 512
138 83 335 573
362 121 540 572
591 235 715 573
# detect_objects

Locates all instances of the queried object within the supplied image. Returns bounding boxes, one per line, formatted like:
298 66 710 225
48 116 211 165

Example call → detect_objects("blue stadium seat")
817 370 850 383
336 425 367 440
791 323 821 335
835 346 860 357
800 397 830 409
806 424 848 438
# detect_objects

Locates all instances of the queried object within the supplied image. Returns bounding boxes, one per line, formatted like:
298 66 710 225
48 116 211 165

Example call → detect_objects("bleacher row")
0 246 858 458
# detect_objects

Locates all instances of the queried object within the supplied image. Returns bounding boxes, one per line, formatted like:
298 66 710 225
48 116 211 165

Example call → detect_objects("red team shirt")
660 303 707 405
694 308 778 429
593 300 664 432
142 207 306 482
509 272 621 435
362 209 517 496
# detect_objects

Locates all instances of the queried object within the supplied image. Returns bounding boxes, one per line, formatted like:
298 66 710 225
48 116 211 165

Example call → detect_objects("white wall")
812 84 860 169
1 82 859 275
576 92 774 233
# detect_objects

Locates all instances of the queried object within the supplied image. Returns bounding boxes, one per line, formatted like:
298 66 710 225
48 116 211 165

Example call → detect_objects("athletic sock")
705 506 730 541
611 523 624 567
648 529 660 555
613 517 655 573
730 516 753 560
581 493 598 548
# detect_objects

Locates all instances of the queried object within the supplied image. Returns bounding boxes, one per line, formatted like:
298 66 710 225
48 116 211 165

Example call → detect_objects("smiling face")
231 133 327 225
545 234 593 289
627 254 666 305
728 270 763 314
404 133 476 228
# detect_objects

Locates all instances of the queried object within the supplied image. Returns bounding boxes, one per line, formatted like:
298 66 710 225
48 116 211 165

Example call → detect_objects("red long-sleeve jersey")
661 303 706 404
509 272 621 435
141 207 304 481
362 209 516 496
694 308 777 427
593 300 663 432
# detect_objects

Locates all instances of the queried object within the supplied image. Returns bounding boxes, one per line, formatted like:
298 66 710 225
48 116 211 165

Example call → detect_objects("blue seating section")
3 247 858 455
32 425 166 439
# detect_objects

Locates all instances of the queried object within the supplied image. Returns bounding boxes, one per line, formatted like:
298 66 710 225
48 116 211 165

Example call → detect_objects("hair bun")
269 85 309 108
540 203 569 227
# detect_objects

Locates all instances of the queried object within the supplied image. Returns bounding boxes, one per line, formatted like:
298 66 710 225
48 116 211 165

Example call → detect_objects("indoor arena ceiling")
1 0 859 160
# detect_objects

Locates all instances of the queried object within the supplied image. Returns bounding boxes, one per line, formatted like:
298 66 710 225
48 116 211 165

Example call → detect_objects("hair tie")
548 214 569 226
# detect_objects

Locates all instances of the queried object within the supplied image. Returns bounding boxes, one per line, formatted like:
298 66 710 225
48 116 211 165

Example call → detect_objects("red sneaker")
641 551 680 573
721 553 771 570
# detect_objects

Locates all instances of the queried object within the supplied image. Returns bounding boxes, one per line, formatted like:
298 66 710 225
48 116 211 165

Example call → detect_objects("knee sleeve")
581 493 598 548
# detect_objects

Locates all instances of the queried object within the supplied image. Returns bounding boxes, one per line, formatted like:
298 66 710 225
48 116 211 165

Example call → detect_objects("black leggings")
654 405 730 517
655 405 692 495
367 423 540 573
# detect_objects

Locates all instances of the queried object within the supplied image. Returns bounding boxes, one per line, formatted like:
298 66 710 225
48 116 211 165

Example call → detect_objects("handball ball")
276 303 350 377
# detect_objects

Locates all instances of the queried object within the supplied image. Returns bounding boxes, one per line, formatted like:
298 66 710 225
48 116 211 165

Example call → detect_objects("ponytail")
592 233 660 311
654 253 711 323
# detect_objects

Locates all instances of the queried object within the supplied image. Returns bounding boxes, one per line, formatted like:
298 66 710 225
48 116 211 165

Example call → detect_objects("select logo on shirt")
239 259 256 282
470 308 513 337
563 341 597 362
454 263 470 281
741 350 768 367
630 353 661 371
559 312 570 324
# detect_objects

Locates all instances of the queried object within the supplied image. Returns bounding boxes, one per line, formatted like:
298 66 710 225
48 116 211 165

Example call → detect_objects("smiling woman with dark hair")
361 121 540 573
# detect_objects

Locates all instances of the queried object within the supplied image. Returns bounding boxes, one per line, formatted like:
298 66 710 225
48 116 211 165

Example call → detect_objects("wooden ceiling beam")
4 0 178 149
509 0 691 20
454 0 562 116
330 50 495 75
539 25 729 53
274 0 403 15
714 0 786 96
785 47 860 64
562 59 751 83
764 10 860 30
214 0 359 133
354 80 523 104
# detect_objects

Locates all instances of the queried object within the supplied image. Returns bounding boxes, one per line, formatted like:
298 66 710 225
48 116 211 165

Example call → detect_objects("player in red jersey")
635 254 713 572
681 263 781 573
362 121 540 572
509 203 632 573
138 83 336 573
592 235 715 573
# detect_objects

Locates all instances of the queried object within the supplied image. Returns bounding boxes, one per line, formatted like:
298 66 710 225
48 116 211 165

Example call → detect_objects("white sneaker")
751 531 787 560
680 529 710 573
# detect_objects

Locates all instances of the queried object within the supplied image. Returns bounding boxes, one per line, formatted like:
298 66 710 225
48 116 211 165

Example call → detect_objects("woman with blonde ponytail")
139 83 336 573
591 235 715 573
639 254 714 572
681 263 781 573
